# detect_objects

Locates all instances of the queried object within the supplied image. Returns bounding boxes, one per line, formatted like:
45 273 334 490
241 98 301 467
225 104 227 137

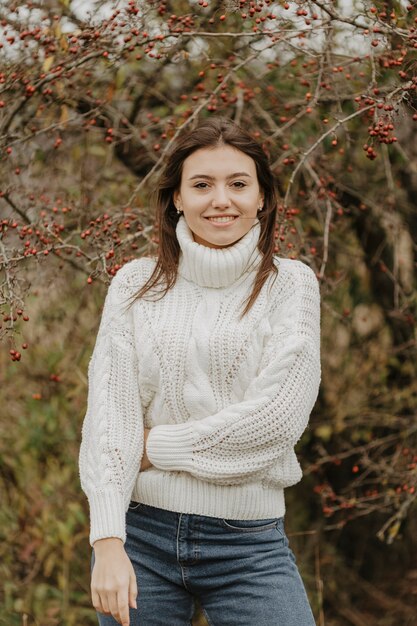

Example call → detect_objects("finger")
117 590 130 626
108 591 123 622
128 572 138 609
91 589 103 614
100 594 112 616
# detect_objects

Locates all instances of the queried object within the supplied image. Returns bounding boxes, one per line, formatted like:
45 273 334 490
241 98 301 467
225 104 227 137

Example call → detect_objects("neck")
175 216 262 288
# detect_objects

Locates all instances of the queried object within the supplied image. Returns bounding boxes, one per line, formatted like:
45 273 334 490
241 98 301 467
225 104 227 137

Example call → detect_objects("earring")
258 205 263 212
176 204 182 215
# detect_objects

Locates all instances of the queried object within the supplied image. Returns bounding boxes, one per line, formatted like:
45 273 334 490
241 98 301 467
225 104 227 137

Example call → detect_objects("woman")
79 116 321 626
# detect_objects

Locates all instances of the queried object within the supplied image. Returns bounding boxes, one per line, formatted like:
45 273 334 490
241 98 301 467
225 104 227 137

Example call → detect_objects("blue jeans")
91 501 316 626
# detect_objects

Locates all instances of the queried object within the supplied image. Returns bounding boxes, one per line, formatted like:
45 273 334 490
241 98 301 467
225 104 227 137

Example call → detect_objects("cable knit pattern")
78 264 146 546
79 216 321 546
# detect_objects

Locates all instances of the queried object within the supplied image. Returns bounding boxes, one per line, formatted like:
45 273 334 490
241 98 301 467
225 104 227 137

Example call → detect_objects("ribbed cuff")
87 489 127 547
146 423 196 472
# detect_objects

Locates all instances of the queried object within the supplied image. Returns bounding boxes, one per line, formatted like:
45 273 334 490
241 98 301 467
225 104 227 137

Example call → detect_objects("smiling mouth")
204 216 238 223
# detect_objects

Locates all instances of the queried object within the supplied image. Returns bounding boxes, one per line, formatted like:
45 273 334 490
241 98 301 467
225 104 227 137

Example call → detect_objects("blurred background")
0 1 416 624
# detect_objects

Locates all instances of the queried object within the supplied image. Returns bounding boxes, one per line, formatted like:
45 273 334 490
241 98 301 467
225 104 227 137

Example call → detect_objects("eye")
232 181 246 188
194 182 208 189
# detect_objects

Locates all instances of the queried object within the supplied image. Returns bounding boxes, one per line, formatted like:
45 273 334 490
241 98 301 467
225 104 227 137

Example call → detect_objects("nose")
211 187 231 208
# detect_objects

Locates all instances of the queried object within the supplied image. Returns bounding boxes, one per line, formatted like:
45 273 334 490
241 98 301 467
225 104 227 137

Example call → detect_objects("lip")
203 215 239 228
204 214 239 219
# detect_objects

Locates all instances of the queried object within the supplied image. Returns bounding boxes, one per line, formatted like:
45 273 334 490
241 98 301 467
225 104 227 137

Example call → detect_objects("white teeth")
207 216 236 223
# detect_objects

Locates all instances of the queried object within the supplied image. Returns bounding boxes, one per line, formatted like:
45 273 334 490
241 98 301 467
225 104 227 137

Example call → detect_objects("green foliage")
1 0 417 623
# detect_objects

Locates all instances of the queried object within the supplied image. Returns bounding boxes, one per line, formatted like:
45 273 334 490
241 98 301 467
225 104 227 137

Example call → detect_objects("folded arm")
146 261 321 485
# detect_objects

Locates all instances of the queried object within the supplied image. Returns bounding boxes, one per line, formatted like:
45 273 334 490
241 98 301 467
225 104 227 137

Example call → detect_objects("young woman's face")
173 145 264 249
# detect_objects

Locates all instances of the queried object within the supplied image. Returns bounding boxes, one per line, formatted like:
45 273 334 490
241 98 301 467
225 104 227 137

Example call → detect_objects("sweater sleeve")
146 261 321 486
78 263 144 546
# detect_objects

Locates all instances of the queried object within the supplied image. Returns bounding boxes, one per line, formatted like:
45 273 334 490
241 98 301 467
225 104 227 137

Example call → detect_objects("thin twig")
318 198 333 280
282 82 414 207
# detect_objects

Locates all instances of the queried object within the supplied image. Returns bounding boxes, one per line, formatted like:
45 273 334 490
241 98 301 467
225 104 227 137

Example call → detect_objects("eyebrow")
188 172 252 181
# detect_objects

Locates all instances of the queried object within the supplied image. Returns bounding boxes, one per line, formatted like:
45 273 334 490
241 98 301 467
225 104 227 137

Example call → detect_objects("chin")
195 232 244 249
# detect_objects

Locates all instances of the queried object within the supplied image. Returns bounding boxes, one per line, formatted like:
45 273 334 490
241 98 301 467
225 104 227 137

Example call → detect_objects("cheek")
184 193 205 207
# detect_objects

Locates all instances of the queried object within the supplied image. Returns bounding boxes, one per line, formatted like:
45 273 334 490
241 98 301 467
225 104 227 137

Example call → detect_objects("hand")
140 428 152 472
91 537 137 626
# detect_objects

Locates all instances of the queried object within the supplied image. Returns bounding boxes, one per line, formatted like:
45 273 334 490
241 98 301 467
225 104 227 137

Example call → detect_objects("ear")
173 190 180 205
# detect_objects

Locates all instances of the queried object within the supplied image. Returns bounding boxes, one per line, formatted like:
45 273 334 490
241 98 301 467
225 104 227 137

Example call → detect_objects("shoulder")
269 256 320 309
273 256 319 286
112 256 156 285
108 256 157 300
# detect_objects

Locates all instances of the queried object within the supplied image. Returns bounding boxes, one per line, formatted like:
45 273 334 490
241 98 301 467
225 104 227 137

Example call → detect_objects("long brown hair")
128 116 279 318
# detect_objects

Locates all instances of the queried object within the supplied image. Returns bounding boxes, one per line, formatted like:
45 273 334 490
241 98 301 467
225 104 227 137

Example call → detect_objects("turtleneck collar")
175 216 262 288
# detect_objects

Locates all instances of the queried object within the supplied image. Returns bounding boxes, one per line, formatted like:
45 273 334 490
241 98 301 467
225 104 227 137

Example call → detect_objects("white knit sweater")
79 216 321 546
